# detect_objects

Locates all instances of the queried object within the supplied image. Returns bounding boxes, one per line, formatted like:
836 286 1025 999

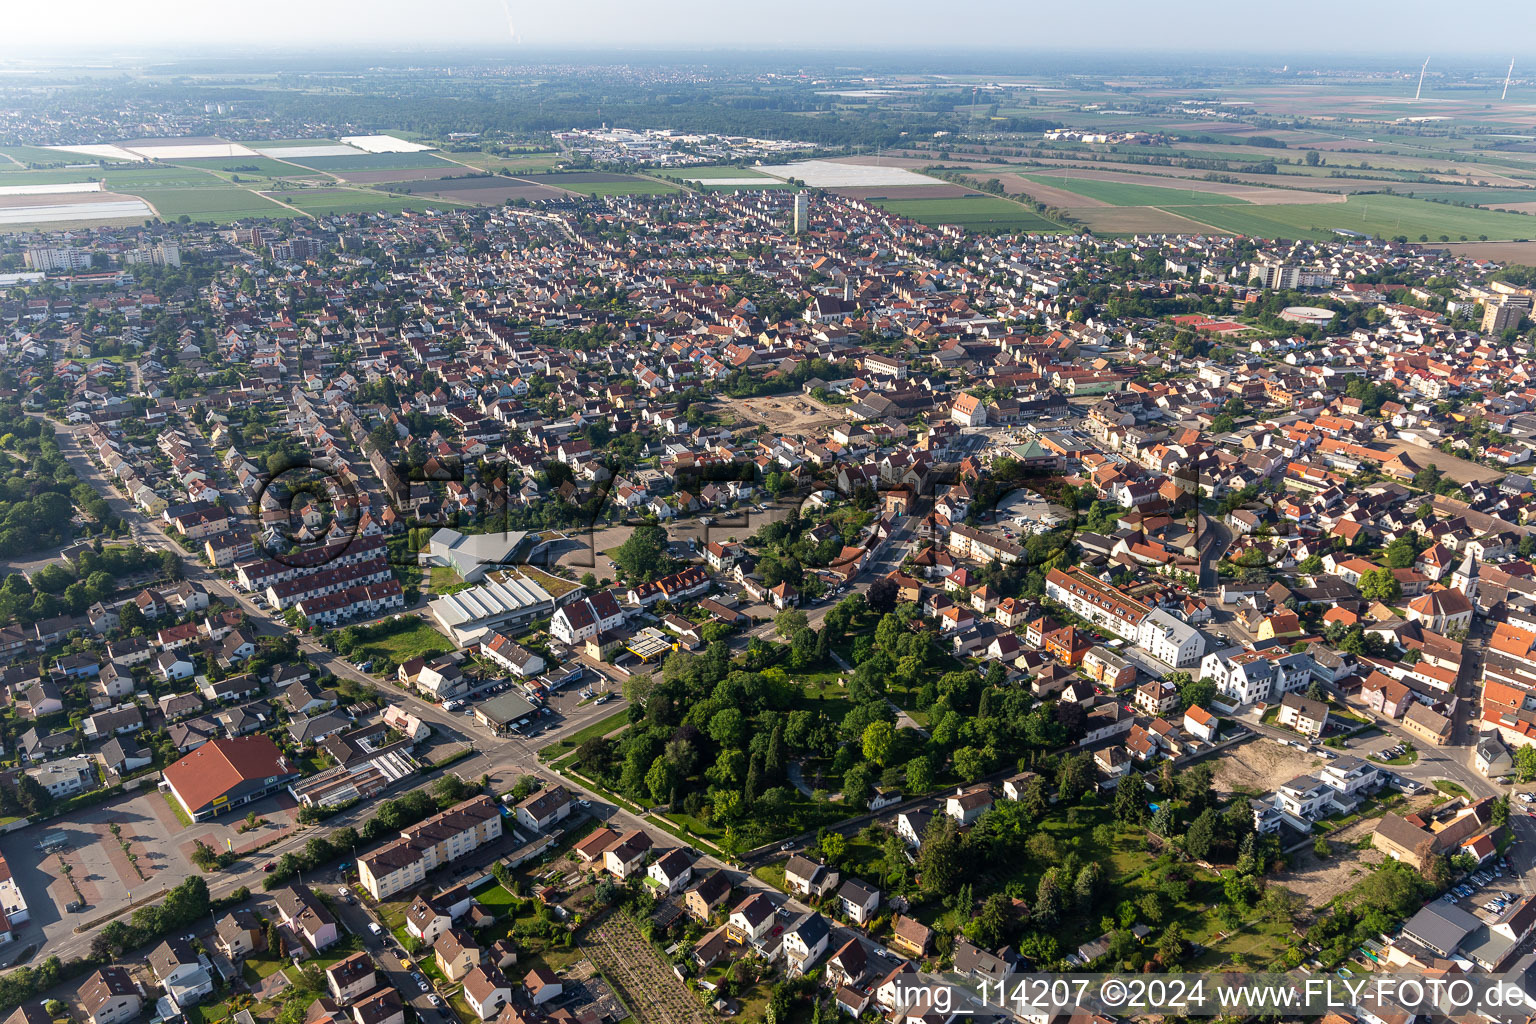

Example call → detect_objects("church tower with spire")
1450 547 1479 605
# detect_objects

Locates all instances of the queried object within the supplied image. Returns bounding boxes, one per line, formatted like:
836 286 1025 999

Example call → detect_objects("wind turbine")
1503 59 1516 101
1415 58 1430 101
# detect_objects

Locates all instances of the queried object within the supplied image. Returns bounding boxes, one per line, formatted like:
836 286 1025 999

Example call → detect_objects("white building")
1136 608 1206 668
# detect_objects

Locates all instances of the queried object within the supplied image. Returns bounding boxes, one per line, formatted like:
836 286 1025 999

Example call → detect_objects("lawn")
1434 780 1470 798
1022 174 1255 207
538 708 631 761
1172 194 1536 242
517 173 681 196
429 567 464 591
469 879 521 912
872 195 1063 232
351 618 453 663
163 790 193 827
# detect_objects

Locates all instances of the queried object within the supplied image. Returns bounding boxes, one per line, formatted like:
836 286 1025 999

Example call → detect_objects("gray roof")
1400 901 1481 956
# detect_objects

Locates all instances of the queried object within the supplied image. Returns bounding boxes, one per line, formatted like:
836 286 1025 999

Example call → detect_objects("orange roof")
1490 622 1536 657
163 736 290 813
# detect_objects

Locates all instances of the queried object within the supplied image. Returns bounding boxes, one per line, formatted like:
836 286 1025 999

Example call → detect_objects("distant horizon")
6 0 1533 63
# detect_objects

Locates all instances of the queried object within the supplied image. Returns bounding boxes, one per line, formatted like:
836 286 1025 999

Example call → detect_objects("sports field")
1172 194 1536 241
1021 174 1254 207
873 195 1063 231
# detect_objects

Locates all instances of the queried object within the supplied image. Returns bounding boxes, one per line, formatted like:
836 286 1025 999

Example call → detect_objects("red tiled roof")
163 735 289 812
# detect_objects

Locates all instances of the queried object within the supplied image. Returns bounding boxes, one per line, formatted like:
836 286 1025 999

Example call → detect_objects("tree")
842 763 875 808
1114 775 1146 823
1074 862 1102 912
1177 675 1217 712
1056 752 1094 803
970 892 1012 949
1184 808 1218 860
866 577 898 614
861 721 896 767
1034 868 1066 927
905 754 934 793
917 815 962 897
611 523 676 582
774 607 808 639
953 745 988 783
267 920 285 959
1515 744 1536 783
1357 568 1401 603
645 756 676 806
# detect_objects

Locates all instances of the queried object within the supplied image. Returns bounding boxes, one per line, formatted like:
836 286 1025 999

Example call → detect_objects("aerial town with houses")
0 49 1534 1024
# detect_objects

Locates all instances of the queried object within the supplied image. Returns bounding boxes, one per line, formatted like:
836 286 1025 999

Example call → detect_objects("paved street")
16 417 910 970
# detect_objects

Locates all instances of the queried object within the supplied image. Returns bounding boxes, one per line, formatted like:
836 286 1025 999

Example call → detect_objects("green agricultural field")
102 168 226 189
289 152 458 172
269 189 461 217
694 180 796 191
0 169 106 186
174 156 326 177
518 173 680 196
0 145 95 167
1173 194 1536 241
128 186 296 220
1022 174 1254 207
249 139 344 148
1395 186 1536 207
448 150 563 174
674 163 775 179
873 194 1063 232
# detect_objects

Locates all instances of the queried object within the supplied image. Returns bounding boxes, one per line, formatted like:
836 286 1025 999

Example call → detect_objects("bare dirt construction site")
1269 841 1385 908
1384 441 1505 484
1269 791 1442 907
1212 736 1324 796
724 394 842 433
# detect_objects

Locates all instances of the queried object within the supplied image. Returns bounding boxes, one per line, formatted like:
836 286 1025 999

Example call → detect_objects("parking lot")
0 785 302 962
1441 857 1522 920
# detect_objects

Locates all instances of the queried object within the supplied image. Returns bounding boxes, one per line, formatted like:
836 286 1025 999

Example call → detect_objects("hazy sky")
6 0 1534 56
